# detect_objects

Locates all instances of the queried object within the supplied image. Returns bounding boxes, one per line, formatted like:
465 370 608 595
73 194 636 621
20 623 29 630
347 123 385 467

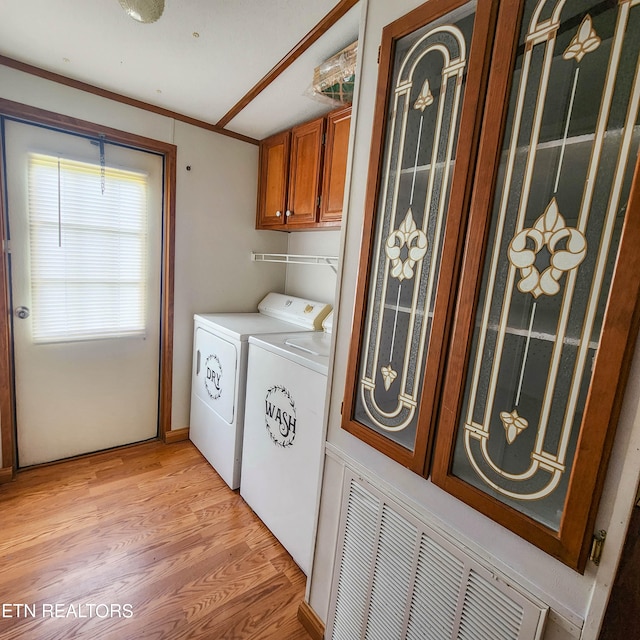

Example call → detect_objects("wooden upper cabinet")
429 0 640 572
257 130 290 228
320 105 352 224
286 117 325 227
256 106 351 230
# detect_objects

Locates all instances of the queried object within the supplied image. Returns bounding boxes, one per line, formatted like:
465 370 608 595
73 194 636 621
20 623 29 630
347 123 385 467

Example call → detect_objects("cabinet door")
432 0 640 571
319 106 351 225
341 0 497 472
257 130 290 228
286 117 325 227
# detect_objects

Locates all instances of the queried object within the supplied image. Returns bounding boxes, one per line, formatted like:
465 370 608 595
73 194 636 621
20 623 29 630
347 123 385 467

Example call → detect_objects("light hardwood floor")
0 441 311 639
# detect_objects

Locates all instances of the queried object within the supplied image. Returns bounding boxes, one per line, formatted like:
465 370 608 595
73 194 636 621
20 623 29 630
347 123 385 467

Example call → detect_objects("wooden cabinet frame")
431 0 640 571
320 105 352 224
257 130 291 228
341 0 498 472
286 117 325 227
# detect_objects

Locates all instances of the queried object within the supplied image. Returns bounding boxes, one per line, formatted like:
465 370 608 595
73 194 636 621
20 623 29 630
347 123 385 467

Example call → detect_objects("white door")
4 120 162 467
192 325 238 425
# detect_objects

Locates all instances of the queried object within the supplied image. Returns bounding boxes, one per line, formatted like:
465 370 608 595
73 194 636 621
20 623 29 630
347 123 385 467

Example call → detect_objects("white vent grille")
406 537 464 639
459 570 523 639
327 472 547 640
365 506 418 638
331 482 378 640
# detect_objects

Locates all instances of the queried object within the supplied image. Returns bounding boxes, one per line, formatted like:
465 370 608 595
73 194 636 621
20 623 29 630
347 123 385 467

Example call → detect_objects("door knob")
15 306 30 319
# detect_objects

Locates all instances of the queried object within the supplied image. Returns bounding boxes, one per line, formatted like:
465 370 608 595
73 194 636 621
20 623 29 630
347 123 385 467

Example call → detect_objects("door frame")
598 495 640 638
0 97 177 475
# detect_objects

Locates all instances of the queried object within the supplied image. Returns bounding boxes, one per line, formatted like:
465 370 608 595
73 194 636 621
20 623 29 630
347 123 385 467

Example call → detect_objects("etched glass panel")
451 0 640 530
353 2 477 451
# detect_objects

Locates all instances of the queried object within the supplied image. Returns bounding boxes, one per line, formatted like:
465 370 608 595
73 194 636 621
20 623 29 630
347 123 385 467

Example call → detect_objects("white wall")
285 230 341 305
307 1 640 638
0 65 289 433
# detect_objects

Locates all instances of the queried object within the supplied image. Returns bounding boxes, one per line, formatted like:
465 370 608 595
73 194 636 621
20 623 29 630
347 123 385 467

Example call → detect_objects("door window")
28 153 149 343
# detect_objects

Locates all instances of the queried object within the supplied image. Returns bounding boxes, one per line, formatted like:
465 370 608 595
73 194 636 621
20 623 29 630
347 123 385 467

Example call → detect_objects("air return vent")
327 472 547 640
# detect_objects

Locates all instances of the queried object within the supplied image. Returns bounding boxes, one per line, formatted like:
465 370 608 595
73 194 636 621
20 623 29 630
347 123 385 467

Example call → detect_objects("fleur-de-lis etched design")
385 209 428 281
500 409 529 444
563 14 601 63
381 365 398 391
508 198 587 298
413 79 434 111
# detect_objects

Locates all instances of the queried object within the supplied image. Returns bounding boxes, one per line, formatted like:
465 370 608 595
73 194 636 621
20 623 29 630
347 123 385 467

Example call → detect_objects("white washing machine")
189 293 331 490
240 312 333 574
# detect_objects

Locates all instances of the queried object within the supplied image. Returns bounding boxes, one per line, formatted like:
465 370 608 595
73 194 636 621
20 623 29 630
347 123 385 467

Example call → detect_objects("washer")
189 293 331 490
240 312 333 574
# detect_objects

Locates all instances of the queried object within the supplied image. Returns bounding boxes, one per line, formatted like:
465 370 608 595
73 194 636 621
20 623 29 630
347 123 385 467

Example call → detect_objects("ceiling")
0 0 361 141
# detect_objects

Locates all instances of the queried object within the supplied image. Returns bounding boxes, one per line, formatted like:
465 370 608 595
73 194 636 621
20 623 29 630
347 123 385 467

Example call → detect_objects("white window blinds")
27 153 149 343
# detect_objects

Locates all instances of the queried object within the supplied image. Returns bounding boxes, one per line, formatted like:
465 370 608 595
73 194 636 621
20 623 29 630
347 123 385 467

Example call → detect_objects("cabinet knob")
276 210 282 217
285 210 292 217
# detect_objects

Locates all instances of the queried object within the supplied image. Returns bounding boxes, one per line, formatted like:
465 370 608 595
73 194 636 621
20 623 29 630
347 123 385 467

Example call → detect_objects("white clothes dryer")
240 312 333 574
189 293 331 490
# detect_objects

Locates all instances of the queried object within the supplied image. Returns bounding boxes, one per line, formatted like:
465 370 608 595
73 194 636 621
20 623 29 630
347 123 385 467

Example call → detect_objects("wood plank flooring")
0 441 311 639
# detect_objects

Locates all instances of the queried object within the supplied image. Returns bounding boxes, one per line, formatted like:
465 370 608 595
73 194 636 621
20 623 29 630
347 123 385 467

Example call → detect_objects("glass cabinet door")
433 0 640 571
342 0 497 471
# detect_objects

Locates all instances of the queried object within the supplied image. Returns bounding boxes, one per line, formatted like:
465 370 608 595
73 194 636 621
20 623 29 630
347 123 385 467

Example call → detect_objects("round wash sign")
264 385 297 447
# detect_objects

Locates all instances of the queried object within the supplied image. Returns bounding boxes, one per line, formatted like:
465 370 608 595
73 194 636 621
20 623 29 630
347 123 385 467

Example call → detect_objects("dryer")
189 293 331 490
240 312 333 574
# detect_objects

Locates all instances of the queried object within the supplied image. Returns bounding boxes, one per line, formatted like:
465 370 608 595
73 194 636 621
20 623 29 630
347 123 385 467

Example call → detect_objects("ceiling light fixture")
117 0 165 24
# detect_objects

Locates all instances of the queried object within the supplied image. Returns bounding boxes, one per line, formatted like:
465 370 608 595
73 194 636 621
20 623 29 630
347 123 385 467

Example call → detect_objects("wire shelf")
251 252 339 272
